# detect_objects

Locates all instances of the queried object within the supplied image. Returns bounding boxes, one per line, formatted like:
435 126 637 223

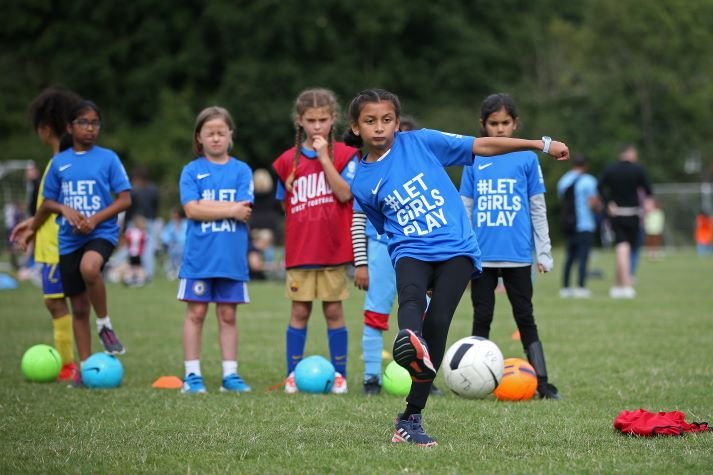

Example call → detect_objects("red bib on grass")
614 409 709 436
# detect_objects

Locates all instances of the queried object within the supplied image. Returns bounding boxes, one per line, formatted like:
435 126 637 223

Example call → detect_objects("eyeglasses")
73 119 102 129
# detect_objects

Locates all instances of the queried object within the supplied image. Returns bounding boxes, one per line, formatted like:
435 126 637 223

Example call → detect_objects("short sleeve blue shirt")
351 129 481 269
179 157 254 280
460 151 545 263
557 170 597 232
42 146 131 254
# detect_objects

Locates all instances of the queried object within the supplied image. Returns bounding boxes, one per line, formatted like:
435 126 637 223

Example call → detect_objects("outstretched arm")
473 137 569 161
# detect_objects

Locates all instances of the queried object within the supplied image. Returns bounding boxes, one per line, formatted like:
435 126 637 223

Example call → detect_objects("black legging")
471 266 540 349
395 256 474 410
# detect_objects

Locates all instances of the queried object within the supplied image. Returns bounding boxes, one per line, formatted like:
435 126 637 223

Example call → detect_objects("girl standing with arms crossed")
460 93 560 400
178 107 253 394
273 88 359 394
30 100 132 383
11 87 82 381
347 89 568 446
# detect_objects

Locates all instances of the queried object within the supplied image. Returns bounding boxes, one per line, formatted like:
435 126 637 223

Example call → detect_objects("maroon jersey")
273 142 357 268
125 227 146 258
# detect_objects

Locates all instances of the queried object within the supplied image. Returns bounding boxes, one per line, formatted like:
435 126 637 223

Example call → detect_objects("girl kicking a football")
346 88 568 446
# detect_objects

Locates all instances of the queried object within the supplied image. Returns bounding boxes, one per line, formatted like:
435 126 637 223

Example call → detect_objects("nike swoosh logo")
197 173 210 180
478 163 493 171
59 164 72 172
371 178 383 195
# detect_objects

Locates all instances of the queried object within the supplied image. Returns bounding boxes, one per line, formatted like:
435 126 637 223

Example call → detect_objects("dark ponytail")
342 128 363 148
58 133 73 152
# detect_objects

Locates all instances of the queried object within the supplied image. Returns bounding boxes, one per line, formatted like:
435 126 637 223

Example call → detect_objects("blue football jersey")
353 199 387 242
351 129 481 269
179 156 253 280
460 150 545 263
42 146 131 255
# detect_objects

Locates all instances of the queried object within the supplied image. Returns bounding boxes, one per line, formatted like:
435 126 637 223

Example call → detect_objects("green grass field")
1 249 712 474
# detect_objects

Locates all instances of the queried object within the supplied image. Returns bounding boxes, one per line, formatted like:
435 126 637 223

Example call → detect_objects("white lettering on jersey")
475 178 523 228
383 173 448 237
61 180 101 216
288 171 335 213
200 188 240 233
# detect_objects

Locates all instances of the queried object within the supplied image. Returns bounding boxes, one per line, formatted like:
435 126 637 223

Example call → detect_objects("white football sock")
222 360 238 378
96 316 112 331
185 360 201 377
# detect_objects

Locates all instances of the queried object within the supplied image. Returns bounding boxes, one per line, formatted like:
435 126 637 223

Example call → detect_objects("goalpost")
652 182 713 248
0 160 35 248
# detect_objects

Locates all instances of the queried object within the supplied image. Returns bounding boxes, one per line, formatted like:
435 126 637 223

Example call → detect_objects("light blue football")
81 353 124 389
294 355 335 394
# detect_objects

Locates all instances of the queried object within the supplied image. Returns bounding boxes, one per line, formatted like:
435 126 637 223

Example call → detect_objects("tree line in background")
2 0 712 205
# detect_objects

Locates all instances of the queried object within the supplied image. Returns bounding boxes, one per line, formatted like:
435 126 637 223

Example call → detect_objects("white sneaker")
610 287 635 299
285 371 298 394
331 372 348 394
572 287 592 298
559 288 574 298
621 287 636 299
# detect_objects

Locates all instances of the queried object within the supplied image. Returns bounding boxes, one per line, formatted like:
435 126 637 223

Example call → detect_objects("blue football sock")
327 326 348 377
362 325 383 383
286 325 307 376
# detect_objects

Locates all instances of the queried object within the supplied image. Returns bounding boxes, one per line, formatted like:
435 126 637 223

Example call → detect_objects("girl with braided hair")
272 88 359 394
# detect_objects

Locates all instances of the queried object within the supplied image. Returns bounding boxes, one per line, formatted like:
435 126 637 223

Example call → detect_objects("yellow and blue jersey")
34 159 59 264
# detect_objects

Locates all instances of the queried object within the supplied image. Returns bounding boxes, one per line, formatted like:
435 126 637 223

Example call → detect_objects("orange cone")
152 376 183 389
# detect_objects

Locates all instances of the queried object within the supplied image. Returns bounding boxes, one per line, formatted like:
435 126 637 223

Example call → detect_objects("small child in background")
248 228 276 280
178 106 253 394
695 210 713 256
10 86 82 381
161 207 187 280
644 199 665 260
460 93 560 400
31 99 132 368
123 215 146 286
272 88 359 394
